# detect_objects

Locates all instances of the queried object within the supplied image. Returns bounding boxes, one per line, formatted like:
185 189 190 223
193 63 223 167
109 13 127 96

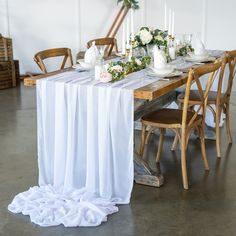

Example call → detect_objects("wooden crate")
0 36 16 89
0 36 13 61
0 61 16 89
14 60 20 85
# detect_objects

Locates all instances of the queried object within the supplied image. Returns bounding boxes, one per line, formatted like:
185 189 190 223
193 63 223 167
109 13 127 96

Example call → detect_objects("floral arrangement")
100 56 151 83
124 56 151 74
104 61 125 82
117 0 139 9
134 27 168 48
176 44 194 57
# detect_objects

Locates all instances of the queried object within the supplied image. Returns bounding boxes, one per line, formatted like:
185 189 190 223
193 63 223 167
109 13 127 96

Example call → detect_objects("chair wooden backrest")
87 37 118 57
34 48 73 74
213 51 236 107
182 60 224 130
225 50 236 98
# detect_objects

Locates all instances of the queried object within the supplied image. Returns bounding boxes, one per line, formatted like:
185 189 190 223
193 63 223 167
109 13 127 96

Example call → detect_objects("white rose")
135 58 142 66
139 29 153 45
112 65 123 72
100 72 112 83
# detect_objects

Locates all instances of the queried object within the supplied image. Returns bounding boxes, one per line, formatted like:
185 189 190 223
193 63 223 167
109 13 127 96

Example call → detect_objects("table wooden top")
24 69 188 101
134 74 188 100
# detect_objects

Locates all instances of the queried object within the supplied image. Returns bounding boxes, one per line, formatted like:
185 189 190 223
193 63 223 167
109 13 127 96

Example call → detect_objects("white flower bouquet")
134 27 168 49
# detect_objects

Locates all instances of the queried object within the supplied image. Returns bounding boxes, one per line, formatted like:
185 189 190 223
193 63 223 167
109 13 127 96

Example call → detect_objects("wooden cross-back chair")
139 60 224 189
87 38 118 58
175 50 236 157
77 6 129 60
34 48 73 74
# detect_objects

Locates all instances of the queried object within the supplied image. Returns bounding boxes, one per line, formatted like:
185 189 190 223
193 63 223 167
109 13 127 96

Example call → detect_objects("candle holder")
126 47 130 58
121 53 127 59
125 37 136 61
168 35 173 44
168 36 176 61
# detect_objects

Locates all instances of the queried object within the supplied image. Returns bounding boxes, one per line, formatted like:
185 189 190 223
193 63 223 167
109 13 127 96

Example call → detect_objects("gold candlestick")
121 53 126 59
126 48 130 55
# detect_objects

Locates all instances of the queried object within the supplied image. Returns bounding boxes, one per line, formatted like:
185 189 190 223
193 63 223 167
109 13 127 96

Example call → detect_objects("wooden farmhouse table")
24 69 188 101
23 67 190 187
23 51 224 187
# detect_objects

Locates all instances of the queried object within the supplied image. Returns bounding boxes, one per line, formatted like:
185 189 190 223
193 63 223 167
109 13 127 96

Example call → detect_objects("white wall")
145 0 204 35
205 0 236 50
1 0 80 73
0 0 9 36
0 0 236 90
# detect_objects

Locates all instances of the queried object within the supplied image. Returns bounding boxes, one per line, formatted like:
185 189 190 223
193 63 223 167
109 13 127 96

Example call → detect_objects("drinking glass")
183 34 192 45
97 45 105 60
133 47 146 58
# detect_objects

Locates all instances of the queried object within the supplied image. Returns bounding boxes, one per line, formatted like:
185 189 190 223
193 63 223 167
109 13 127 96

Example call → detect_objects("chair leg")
171 101 183 151
139 123 147 157
171 134 178 151
215 107 221 158
180 135 189 190
156 128 165 163
225 103 233 144
198 125 210 170
145 127 155 145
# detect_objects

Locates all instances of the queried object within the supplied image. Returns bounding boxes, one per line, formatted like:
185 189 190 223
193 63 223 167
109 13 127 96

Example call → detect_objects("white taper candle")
126 18 130 49
122 23 126 54
130 9 134 41
164 2 167 31
168 8 172 36
171 11 175 37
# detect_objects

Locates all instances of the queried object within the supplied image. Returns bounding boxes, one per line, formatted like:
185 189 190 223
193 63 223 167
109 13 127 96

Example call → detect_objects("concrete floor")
0 84 236 236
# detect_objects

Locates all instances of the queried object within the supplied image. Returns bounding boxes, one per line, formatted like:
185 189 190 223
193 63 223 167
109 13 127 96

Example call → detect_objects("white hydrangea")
139 29 153 45
111 65 123 72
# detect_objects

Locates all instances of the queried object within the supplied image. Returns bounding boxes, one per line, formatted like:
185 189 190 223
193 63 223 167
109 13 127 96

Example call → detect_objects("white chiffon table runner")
8 69 159 227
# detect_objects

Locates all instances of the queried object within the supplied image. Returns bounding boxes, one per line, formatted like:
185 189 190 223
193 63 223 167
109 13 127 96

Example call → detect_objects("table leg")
133 151 164 187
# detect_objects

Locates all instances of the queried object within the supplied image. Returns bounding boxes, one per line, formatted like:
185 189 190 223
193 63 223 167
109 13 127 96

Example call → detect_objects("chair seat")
178 90 225 104
141 108 202 127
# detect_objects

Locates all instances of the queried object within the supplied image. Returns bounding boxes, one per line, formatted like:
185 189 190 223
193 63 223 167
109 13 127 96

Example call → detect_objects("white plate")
115 52 125 57
77 59 94 69
72 64 84 70
188 52 209 59
150 65 174 75
148 70 183 78
184 56 216 63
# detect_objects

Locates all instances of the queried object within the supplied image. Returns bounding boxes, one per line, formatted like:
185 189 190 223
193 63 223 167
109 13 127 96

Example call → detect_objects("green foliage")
117 0 139 10
105 56 151 82
106 61 126 82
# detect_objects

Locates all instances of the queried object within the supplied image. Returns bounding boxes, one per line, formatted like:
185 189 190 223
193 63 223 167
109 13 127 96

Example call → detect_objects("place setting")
184 37 216 63
72 41 103 72
147 46 183 80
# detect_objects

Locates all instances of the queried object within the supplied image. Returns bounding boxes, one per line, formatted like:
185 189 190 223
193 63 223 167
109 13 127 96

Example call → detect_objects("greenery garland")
117 0 139 10
104 56 151 82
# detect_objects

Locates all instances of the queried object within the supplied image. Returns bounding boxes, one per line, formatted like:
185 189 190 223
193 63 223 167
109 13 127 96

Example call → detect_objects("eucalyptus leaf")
117 0 140 10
